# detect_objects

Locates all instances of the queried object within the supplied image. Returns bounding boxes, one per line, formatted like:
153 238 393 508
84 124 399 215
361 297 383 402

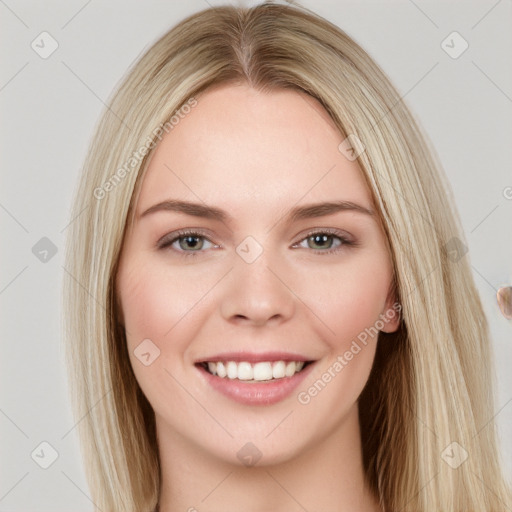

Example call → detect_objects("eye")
157 230 216 256
294 229 355 254
157 228 356 258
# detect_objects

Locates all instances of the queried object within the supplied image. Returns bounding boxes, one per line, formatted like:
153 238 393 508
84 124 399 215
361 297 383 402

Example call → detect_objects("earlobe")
379 300 401 333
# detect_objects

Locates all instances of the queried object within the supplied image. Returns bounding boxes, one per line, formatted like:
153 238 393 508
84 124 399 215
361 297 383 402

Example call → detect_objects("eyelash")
157 228 357 258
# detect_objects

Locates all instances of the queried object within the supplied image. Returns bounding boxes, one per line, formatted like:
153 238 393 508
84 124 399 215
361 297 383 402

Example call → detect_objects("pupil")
181 236 202 250
311 234 331 249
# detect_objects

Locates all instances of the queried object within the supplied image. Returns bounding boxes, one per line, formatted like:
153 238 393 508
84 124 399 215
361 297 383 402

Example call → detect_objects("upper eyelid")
157 228 214 246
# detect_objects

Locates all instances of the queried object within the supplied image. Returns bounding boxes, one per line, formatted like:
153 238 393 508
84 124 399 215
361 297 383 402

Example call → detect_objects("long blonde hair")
63 2 511 511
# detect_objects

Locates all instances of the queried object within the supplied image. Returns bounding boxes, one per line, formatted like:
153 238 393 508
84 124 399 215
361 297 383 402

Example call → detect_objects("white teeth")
285 361 296 377
272 361 286 379
237 362 253 380
207 362 217 376
204 360 307 380
253 362 273 381
216 361 227 378
226 361 238 379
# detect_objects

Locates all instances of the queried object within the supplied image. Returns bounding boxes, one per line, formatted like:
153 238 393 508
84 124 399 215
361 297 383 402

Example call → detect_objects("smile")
196 353 315 405
202 360 307 381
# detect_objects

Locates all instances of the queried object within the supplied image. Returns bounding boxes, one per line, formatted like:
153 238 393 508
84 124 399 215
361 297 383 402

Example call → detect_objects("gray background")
1 0 511 510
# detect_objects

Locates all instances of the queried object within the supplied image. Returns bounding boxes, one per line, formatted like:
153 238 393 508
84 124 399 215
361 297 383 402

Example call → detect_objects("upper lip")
195 351 313 364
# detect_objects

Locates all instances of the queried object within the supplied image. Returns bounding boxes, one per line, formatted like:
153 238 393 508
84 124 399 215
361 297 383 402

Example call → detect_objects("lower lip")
197 363 315 406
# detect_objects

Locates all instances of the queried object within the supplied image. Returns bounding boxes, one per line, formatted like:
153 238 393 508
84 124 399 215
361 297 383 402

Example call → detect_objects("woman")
63 3 511 511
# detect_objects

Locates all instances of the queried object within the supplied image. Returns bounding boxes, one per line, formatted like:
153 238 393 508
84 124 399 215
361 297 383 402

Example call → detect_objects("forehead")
136 84 372 217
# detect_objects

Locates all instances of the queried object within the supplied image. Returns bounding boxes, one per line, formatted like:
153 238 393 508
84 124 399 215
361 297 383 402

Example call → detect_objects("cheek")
293 251 393 350
118 257 211 344
116 257 209 412
117 254 228 403
291 253 393 409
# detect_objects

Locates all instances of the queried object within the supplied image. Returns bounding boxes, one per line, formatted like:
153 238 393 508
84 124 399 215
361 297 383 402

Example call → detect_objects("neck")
156 406 381 512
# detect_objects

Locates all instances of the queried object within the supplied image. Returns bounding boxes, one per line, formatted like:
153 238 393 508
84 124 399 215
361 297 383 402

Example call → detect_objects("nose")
219 250 296 327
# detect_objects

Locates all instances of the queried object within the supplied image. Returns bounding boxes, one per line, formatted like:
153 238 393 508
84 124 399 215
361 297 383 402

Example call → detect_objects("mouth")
197 360 313 382
195 354 316 405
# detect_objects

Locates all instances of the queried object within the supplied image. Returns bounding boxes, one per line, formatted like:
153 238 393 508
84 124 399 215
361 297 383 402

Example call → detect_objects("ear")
379 284 401 333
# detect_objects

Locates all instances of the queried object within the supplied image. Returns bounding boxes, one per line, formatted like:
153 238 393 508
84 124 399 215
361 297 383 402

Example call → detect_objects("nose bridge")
219 235 295 325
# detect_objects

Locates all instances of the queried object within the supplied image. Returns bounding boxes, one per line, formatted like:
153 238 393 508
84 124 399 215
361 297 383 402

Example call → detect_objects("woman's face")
117 83 399 466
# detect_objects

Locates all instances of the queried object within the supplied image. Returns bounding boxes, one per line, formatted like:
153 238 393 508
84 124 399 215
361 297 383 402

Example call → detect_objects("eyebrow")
139 199 375 223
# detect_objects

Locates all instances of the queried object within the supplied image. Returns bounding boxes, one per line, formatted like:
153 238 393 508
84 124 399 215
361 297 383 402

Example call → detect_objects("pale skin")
116 83 400 512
